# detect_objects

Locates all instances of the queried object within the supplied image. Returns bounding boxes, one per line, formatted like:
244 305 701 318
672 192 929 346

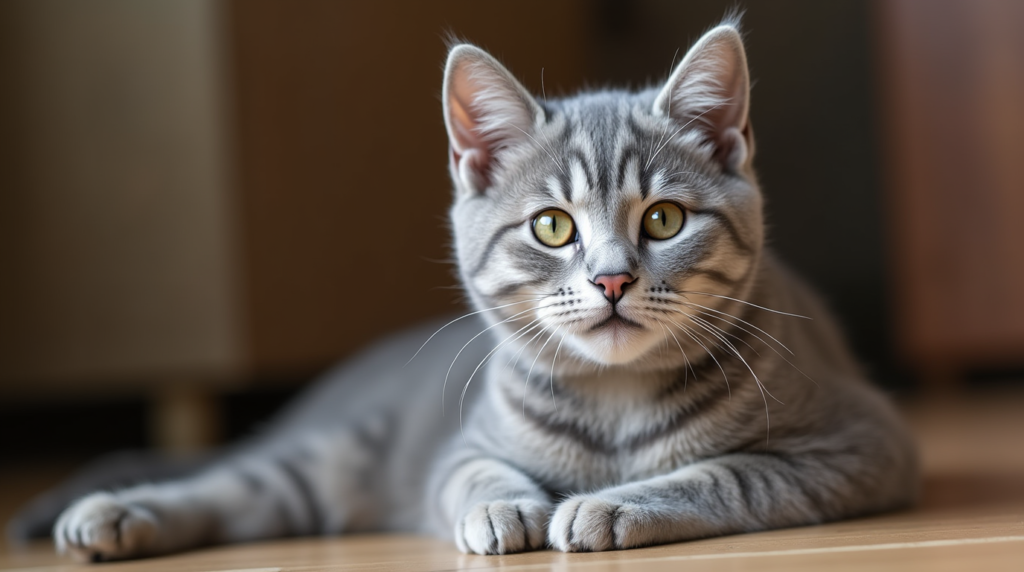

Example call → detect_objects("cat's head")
443 24 763 368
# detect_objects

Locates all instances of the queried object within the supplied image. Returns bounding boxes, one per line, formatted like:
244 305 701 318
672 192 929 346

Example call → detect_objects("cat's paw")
548 495 649 552
454 499 549 554
54 492 159 562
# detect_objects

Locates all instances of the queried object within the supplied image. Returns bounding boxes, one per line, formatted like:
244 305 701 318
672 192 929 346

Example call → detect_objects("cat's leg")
54 428 380 561
548 450 916 552
438 456 552 555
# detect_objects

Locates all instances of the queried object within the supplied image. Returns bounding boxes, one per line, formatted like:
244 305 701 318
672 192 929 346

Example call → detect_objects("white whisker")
661 323 692 390
459 317 543 437
443 302 556 416
407 296 548 366
646 102 728 171
687 305 817 386
679 291 810 319
684 301 794 355
548 327 574 414
523 327 560 418
667 318 730 398
502 121 567 178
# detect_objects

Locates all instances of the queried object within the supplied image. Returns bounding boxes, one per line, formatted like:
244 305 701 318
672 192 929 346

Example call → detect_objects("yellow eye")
642 202 685 240
532 209 576 247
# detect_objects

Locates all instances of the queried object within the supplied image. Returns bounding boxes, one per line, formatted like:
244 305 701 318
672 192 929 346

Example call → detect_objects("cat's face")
444 25 762 367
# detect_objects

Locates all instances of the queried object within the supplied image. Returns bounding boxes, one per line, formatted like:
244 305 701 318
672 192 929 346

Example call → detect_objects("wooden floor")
2 390 1023 571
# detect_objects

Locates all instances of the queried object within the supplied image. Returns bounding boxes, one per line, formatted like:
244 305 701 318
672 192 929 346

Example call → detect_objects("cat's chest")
485 378 728 491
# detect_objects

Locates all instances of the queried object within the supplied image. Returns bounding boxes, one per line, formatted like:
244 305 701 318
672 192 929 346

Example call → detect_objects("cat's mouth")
586 312 644 333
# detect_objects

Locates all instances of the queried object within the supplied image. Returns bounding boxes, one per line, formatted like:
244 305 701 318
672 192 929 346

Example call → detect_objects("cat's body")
31 22 917 561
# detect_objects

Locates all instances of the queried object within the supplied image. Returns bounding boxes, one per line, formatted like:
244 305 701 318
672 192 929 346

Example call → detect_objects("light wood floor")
2 390 1022 571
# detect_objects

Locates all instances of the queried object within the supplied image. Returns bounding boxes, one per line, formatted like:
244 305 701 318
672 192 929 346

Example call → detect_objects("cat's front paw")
54 492 159 562
548 495 649 552
454 498 549 555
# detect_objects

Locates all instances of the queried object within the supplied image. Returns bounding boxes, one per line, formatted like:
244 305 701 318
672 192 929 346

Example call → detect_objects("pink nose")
592 273 635 303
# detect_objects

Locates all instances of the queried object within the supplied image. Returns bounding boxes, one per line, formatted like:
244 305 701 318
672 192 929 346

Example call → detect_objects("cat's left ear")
443 44 545 194
654 24 752 171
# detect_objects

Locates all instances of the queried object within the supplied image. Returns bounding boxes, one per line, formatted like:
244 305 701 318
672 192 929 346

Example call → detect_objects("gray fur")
43 23 917 561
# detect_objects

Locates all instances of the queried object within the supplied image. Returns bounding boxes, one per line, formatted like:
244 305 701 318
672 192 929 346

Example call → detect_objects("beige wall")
0 0 241 394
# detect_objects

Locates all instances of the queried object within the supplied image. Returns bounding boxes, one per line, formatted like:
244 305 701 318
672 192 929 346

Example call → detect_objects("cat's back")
265 314 491 436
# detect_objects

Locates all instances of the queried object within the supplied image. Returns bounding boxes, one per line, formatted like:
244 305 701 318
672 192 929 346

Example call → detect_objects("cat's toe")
454 499 549 554
54 492 158 562
549 496 645 552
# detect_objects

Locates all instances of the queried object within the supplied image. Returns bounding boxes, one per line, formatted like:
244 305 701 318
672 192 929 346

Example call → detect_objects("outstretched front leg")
438 455 552 555
54 428 381 561
548 449 916 552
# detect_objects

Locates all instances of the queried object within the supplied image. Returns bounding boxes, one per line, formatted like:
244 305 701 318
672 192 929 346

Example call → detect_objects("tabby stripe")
692 207 753 255
722 464 752 510
469 221 522 278
688 266 742 289
510 242 562 277
624 381 732 452
565 148 595 195
273 457 323 534
656 356 724 400
234 467 265 492
706 472 728 512
614 147 644 198
519 400 616 455
488 279 545 301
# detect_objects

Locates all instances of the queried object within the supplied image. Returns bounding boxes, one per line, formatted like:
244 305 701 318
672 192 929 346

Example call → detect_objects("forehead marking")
569 161 589 205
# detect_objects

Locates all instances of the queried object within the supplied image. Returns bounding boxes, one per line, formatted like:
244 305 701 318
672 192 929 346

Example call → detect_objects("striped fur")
47 23 917 561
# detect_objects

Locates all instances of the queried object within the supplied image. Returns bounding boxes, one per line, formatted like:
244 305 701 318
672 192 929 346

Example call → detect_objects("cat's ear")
443 44 544 194
654 24 752 171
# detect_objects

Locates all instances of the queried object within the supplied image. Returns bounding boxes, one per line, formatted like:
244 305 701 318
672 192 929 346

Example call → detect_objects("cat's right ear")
443 44 544 194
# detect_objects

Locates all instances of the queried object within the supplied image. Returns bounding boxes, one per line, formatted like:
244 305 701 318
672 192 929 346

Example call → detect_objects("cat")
33 21 918 560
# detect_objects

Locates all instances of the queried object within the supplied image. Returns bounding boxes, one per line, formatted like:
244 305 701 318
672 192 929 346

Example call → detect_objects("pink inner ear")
447 70 495 187
448 95 491 187
444 47 542 192
448 85 479 153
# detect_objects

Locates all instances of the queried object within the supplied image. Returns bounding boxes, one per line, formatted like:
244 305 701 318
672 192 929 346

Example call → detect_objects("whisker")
678 291 810 319
548 327 573 413
686 305 817 386
501 121 567 179
660 323 692 391
686 313 782 404
647 47 681 170
502 321 544 365
524 327 560 418
459 317 543 435
443 302 556 416
667 318 730 398
407 296 551 366
508 323 546 371
682 312 781 445
688 313 760 357
684 302 793 355
646 102 729 171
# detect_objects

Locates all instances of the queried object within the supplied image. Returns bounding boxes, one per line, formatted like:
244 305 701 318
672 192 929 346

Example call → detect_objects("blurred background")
1 0 1022 507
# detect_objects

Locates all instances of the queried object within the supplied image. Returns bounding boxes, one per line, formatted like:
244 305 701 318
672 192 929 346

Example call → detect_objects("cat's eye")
533 209 576 247
642 202 685 240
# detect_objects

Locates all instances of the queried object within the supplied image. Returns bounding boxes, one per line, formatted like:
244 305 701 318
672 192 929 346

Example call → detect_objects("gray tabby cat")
47 23 918 560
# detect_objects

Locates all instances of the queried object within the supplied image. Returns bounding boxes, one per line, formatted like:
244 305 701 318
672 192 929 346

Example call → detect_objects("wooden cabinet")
876 0 1024 382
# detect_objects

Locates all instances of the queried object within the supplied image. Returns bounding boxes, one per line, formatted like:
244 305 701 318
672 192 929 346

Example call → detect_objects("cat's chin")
567 318 663 365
